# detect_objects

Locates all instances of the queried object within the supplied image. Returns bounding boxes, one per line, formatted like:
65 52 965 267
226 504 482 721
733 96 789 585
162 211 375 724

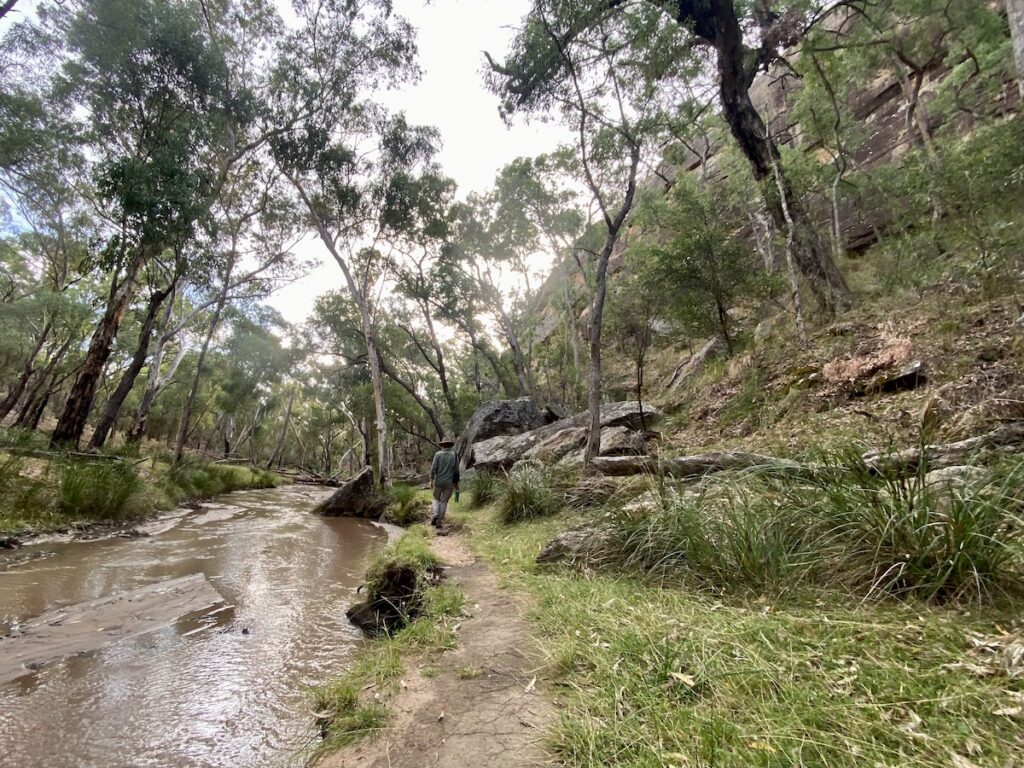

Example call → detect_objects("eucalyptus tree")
173 159 300 461
269 0 425 488
1012 0 1024 98
489 0 680 464
0 0 289 447
490 156 586 404
386 171 464 428
493 0 854 314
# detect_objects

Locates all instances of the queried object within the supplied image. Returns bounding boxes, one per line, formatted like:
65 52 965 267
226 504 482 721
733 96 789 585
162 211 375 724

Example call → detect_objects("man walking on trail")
429 437 459 527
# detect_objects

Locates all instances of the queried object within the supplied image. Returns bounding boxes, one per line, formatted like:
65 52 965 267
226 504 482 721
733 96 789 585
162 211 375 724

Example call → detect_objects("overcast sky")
268 0 571 325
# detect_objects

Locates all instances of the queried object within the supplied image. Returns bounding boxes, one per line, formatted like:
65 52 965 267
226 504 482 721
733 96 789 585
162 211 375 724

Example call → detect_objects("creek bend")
0 485 389 768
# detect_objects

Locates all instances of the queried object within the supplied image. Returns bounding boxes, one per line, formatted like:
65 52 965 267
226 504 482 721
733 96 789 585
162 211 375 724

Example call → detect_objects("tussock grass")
468 470 499 509
386 483 426 526
163 458 278 502
496 466 561 524
600 452 1024 604
58 460 142 522
458 505 1024 768
0 431 282 535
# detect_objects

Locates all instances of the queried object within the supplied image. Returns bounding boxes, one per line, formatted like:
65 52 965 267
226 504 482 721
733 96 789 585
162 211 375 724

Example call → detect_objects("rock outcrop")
455 398 551 468
314 466 389 519
466 401 661 472
862 422 1024 472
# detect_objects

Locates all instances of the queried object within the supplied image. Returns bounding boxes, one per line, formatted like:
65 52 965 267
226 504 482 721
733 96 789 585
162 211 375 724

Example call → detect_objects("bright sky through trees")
269 0 572 323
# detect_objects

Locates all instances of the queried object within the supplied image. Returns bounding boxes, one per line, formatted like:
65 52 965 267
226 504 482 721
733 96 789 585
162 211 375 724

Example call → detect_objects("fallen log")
862 422 1024 472
0 573 225 683
592 451 804 478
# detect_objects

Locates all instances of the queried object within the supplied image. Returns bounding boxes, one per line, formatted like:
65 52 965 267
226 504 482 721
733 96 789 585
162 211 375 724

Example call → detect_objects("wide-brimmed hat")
439 436 455 447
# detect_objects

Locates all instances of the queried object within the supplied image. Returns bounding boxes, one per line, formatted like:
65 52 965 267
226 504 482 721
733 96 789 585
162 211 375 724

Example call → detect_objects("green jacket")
430 449 460 487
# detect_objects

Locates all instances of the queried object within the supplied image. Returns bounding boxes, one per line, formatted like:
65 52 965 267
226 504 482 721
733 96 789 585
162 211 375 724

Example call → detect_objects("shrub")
58 459 142 522
496 466 561 524
468 470 499 509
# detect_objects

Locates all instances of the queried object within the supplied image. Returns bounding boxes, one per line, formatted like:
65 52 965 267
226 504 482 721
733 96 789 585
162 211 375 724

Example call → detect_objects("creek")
0 485 388 768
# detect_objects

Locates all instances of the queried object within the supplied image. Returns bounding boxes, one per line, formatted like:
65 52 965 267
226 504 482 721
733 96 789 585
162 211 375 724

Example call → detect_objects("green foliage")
387 483 425 527
163 458 277 502
630 179 775 352
467 470 499 509
496 466 561 524
600 453 1024 604
58 460 142 522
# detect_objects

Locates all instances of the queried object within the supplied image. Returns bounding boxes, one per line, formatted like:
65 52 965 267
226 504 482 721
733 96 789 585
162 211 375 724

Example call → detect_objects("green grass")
0 437 283 536
598 453 1024 604
468 470 500 509
58 460 142 522
496 465 561 524
311 527 464 753
453 501 1024 768
386 483 427 526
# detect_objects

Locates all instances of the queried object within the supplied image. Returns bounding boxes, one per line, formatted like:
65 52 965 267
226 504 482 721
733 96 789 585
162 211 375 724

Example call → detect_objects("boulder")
455 397 549 467
523 426 587 464
924 465 987 489
599 425 647 456
314 467 389 519
857 359 927 396
467 401 660 472
536 526 609 566
664 337 724 393
863 423 1024 473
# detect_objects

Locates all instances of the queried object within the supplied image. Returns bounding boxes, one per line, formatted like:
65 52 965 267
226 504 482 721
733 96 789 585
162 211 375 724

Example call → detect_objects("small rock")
862 360 927 395
0 537 22 550
536 527 608 565
924 465 986 489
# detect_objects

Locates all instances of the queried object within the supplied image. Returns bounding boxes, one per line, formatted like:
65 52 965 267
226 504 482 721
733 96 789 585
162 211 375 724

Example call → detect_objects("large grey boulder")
468 401 660 472
455 398 549 467
315 467 389 519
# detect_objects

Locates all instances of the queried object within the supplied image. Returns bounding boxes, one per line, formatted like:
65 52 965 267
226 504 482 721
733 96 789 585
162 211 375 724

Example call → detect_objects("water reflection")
0 485 386 768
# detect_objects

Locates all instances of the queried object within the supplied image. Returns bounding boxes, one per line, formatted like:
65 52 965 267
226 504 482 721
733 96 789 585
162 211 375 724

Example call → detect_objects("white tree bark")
1009 0 1024 99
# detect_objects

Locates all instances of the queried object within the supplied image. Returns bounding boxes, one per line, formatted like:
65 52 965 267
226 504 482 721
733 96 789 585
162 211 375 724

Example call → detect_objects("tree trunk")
1010 0 1024 99
267 386 295 468
88 281 175 450
0 321 51 422
583 237 613 466
378 355 446 440
174 260 233 462
14 373 50 430
693 0 852 313
498 305 532 397
422 306 458 428
50 254 146 447
326 248 390 488
128 328 186 444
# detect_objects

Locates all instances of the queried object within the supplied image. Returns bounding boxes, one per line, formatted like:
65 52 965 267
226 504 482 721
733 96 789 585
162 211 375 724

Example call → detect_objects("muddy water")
0 485 390 768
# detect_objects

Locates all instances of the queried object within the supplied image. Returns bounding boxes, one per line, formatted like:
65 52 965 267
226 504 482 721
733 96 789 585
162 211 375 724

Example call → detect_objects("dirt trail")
321 533 553 768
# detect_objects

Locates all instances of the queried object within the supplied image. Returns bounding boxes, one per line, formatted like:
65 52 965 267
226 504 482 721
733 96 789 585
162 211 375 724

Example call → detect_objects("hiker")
429 437 459 527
